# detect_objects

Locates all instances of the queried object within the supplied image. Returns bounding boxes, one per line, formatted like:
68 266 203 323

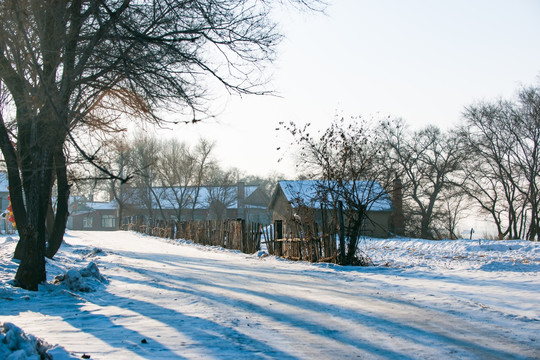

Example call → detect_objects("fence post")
338 200 345 264
274 220 283 257
255 223 262 252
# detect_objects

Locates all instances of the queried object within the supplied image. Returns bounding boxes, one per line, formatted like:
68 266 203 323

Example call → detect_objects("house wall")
271 189 292 224
271 191 325 228
71 210 118 231
0 193 9 212
270 189 391 238
69 183 273 229
244 187 272 224
70 214 84 230
246 187 270 207
243 208 271 224
364 211 391 238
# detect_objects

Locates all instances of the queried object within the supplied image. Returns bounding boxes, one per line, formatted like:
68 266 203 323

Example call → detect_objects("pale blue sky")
161 0 540 178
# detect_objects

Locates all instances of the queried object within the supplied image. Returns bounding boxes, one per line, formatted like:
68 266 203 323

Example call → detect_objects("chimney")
390 177 404 236
237 181 245 219
109 182 116 202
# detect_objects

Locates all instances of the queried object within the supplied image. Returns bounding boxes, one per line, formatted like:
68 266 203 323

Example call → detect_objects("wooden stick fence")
123 218 338 263
123 219 263 254
263 220 339 263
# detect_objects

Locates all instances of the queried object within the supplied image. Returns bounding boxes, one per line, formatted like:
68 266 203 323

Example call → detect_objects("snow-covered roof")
70 200 118 215
86 201 118 211
127 184 260 210
277 180 393 212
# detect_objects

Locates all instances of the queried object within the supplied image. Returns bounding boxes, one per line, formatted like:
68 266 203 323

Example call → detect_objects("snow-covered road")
1 231 539 359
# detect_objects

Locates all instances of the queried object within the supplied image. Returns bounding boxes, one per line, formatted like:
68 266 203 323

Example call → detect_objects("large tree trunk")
420 217 432 240
46 149 70 259
15 148 54 290
10 95 66 290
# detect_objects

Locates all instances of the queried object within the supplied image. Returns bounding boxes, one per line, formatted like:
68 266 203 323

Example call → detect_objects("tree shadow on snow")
4 241 535 359
90 249 532 359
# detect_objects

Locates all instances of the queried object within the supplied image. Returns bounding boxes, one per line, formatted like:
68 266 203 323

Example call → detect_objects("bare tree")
378 120 467 239
459 115 517 239
102 135 217 224
190 139 216 220
107 137 139 227
130 134 165 222
156 138 196 221
280 116 391 265
0 0 322 289
462 84 540 240
205 168 238 221
243 171 285 198
156 137 219 221
100 134 219 223
433 190 468 239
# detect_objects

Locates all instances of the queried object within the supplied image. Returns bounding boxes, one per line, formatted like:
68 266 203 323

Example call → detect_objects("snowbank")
53 261 107 292
0 322 75 360
363 237 540 272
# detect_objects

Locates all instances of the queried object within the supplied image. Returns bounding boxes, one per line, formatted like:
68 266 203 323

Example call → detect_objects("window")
101 215 116 228
83 216 93 228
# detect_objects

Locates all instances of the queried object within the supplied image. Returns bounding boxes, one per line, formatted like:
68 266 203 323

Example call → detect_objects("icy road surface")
1 231 538 359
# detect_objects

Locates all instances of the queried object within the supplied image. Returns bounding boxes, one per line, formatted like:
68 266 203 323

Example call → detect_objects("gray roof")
70 199 118 216
86 201 118 211
277 180 393 212
127 185 260 210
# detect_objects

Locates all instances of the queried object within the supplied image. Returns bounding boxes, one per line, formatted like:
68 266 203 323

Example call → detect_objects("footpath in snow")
1 231 539 359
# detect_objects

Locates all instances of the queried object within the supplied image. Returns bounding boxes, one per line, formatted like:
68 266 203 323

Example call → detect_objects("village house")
268 180 398 238
68 197 119 231
68 181 271 230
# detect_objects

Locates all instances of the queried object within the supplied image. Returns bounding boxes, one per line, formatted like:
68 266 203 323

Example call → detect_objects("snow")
85 202 118 211
126 185 260 210
0 322 74 360
277 180 393 211
1 231 539 359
